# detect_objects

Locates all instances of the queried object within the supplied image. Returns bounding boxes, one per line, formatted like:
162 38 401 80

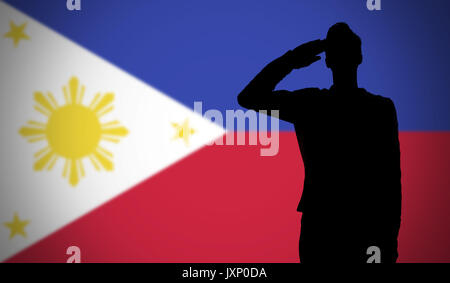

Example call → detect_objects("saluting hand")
290 39 326 69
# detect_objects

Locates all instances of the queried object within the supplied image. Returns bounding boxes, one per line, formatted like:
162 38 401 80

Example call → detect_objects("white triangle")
0 2 225 261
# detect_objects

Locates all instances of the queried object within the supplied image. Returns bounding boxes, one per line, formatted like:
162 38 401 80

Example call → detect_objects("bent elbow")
237 91 251 109
237 93 246 108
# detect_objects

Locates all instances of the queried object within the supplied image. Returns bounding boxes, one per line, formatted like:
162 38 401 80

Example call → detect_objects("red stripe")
6 132 450 262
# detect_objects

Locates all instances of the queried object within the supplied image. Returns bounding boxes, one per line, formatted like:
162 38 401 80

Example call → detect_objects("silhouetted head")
325 23 362 71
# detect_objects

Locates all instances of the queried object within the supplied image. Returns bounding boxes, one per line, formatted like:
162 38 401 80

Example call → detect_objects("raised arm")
237 39 325 121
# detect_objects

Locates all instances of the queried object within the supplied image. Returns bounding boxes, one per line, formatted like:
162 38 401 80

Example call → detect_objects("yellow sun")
19 77 128 186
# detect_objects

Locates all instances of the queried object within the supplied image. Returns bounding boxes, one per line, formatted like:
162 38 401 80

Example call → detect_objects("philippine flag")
1 1 449 263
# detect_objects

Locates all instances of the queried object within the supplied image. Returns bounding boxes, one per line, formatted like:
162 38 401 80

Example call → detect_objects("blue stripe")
4 0 450 130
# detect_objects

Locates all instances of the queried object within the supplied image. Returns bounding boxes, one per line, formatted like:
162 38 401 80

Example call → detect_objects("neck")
332 68 358 91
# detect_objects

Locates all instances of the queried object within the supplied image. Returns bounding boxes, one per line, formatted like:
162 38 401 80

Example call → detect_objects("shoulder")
360 89 396 109
360 89 398 123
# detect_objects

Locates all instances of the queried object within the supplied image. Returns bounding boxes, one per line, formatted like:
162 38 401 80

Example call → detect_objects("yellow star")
4 213 30 239
172 119 196 146
4 21 30 47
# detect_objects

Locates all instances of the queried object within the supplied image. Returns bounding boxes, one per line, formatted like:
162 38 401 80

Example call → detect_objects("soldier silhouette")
238 23 401 263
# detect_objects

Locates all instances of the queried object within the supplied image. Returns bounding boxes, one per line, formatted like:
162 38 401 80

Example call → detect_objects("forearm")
248 51 295 92
238 51 295 105
237 39 324 109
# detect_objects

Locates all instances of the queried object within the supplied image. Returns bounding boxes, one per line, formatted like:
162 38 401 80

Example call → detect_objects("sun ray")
92 93 114 114
27 120 46 127
97 105 114 118
34 92 56 113
47 92 59 109
101 136 120 143
68 77 82 105
34 105 51 117
63 86 70 104
77 86 85 105
89 93 101 109
92 149 113 171
101 121 128 144
34 146 50 158
101 120 120 128
34 150 56 171
28 136 47 143
101 125 129 138
23 121 45 129
47 154 59 170
89 154 101 171
19 123 46 142
68 159 79 186
97 146 113 158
